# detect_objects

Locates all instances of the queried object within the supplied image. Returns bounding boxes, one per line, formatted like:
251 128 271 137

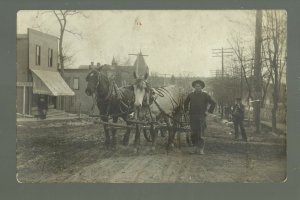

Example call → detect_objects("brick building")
16 28 74 115
64 60 136 114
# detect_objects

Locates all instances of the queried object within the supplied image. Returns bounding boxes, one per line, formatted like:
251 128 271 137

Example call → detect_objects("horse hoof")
123 138 129 146
123 140 129 146
104 144 110 150
168 143 175 149
151 146 156 151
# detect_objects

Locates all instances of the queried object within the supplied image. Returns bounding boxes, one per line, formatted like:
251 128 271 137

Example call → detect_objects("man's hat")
192 80 205 88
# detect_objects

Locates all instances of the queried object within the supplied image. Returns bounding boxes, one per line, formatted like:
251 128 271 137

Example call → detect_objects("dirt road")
16 117 286 183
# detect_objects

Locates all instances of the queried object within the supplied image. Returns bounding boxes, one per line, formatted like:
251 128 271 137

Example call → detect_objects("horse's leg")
104 125 110 148
133 108 141 153
186 132 192 147
173 113 181 148
151 124 158 151
111 116 118 149
134 124 141 146
164 116 174 150
123 124 131 146
160 128 166 137
122 115 131 146
173 126 180 149
102 116 110 149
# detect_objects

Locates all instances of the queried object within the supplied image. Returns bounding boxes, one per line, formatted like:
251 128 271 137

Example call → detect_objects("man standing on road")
184 80 216 154
231 97 247 142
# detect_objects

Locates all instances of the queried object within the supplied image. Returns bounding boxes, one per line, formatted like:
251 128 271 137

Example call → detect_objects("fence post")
79 102 81 118
22 86 26 115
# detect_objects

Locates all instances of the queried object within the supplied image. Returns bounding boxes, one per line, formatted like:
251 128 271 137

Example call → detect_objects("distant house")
64 59 136 114
16 28 74 115
261 82 287 123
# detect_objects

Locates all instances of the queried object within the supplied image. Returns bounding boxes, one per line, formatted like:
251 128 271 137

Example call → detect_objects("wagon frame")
89 112 194 146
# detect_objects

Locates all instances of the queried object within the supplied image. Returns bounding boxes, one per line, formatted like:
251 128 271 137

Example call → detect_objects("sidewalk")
17 109 87 122
261 120 287 134
215 114 287 135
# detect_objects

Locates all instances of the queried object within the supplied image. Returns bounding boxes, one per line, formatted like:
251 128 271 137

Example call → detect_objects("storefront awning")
31 69 75 96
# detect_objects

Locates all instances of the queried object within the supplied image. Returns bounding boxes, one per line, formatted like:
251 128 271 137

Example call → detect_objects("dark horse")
85 68 136 148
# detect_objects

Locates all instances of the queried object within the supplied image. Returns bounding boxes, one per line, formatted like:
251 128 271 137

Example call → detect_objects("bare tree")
262 10 287 132
252 10 263 134
228 36 254 102
52 10 86 77
33 10 87 76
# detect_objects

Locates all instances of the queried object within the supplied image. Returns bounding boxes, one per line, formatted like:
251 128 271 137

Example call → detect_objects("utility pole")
209 69 217 77
158 73 172 86
212 48 233 119
254 10 263 134
212 48 233 78
240 58 243 98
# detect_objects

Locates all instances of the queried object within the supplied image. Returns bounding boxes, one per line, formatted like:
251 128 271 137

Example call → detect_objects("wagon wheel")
143 129 153 142
160 129 166 137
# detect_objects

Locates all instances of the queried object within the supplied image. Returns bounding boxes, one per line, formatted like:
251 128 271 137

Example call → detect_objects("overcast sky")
17 10 256 77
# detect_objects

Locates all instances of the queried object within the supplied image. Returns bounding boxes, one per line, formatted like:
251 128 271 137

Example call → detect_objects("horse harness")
90 70 133 118
143 86 184 126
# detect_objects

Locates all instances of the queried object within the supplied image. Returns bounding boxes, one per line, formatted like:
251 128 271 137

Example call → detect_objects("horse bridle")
90 69 116 101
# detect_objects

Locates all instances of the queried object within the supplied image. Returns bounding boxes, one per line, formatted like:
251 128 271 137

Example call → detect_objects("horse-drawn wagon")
85 67 195 151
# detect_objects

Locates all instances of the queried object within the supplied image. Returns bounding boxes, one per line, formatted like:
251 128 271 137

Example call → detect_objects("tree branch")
64 29 83 39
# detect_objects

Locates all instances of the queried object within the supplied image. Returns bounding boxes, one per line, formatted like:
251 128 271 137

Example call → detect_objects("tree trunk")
253 10 263 134
272 98 278 132
272 61 279 132
59 26 65 110
59 30 64 78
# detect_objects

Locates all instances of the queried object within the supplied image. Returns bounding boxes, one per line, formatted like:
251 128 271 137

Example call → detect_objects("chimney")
89 62 94 69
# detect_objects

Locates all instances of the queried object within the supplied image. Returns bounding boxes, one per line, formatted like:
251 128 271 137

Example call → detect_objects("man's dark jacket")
232 103 245 120
184 91 216 115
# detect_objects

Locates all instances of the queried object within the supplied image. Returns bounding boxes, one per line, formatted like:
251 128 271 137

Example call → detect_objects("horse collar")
94 70 101 91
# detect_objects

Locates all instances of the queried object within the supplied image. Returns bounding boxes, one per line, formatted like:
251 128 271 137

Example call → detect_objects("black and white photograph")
16 10 287 183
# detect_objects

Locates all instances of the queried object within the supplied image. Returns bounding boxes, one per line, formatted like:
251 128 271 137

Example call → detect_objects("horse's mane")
121 85 134 91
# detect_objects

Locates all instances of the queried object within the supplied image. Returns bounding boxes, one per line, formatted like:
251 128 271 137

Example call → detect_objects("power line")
158 73 172 86
211 47 234 119
211 47 234 80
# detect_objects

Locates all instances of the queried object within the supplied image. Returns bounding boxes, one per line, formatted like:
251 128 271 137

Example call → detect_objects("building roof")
28 28 59 40
17 34 28 39
77 65 92 70
66 64 135 73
